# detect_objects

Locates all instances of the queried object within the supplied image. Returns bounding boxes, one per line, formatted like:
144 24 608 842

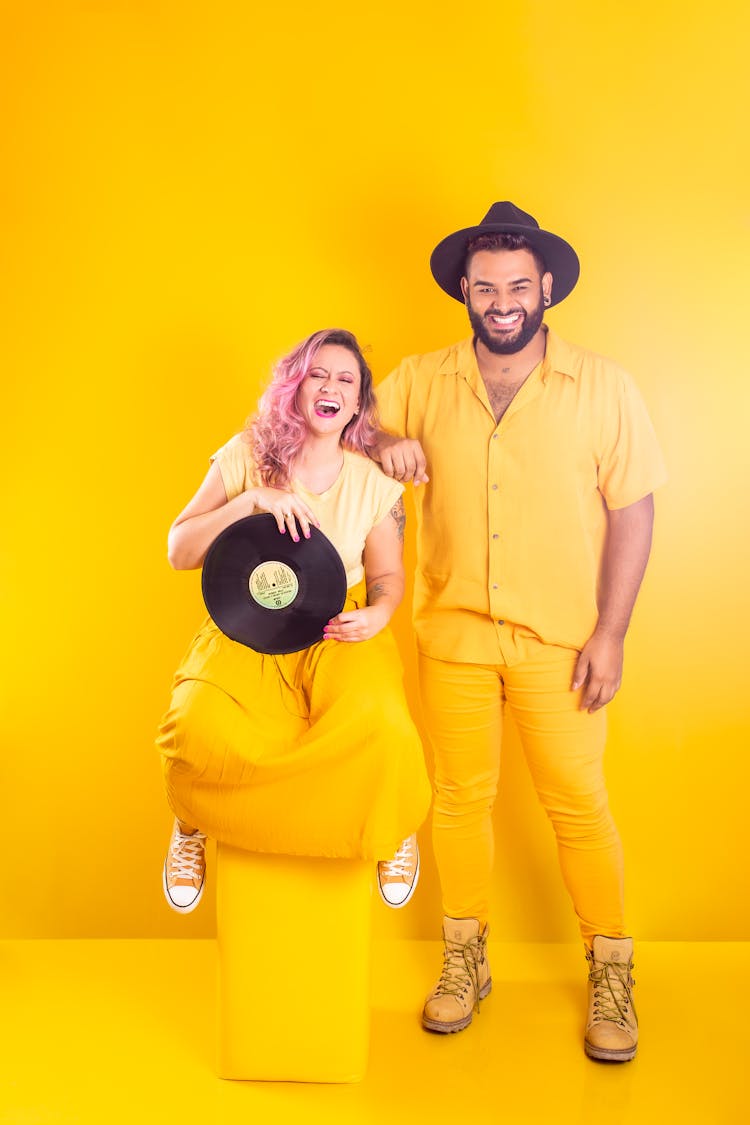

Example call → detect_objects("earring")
543 295 551 307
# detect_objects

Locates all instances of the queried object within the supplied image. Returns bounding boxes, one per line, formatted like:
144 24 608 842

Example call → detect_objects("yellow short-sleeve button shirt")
376 329 667 661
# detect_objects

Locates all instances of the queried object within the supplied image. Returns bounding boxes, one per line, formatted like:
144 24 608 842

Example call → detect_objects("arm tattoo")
389 496 406 541
367 581 386 604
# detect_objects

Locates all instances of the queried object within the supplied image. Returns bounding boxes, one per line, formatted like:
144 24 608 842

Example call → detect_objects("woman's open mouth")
314 399 341 417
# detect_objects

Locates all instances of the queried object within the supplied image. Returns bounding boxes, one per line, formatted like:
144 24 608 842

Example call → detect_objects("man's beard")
467 291 545 355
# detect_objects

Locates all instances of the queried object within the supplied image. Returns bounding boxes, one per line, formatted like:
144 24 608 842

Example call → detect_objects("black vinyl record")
201 513 347 655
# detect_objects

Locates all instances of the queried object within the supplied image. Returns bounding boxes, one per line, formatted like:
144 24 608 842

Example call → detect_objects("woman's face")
297 344 362 438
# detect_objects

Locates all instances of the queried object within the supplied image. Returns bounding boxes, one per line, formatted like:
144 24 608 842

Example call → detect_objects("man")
374 202 666 1061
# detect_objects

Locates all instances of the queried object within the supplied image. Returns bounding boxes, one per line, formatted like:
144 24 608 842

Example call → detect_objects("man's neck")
474 325 547 384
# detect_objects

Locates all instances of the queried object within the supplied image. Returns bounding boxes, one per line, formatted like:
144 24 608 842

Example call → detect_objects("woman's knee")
158 680 235 760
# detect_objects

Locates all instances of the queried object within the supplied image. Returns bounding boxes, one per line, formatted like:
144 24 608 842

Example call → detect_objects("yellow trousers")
157 584 431 861
419 644 625 944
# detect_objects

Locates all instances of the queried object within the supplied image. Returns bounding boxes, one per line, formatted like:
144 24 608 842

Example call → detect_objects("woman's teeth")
315 399 340 416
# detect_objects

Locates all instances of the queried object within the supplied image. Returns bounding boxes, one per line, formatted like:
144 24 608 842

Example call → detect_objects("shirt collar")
541 328 578 382
436 328 578 382
436 337 481 378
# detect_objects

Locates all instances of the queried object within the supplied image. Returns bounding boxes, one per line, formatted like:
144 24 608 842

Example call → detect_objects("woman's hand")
250 487 320 541
168 464 321 569
323 605 390 643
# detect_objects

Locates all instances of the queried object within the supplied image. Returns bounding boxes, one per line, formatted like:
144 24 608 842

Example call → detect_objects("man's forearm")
596 493 655 639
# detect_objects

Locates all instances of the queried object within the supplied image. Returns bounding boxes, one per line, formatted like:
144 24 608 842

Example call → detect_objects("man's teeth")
488 313 521 326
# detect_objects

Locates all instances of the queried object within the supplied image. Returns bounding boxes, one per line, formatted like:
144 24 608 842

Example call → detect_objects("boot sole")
422 977 492 1034
584 1040 637 1063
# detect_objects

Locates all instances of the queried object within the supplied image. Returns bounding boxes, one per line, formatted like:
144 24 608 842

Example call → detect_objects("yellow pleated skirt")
156 584 431 860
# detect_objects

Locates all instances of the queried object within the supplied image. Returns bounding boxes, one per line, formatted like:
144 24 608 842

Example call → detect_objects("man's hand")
375 434 429 485
572 629 625 713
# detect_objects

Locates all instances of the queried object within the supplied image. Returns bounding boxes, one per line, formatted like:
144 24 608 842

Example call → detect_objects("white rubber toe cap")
163 867 204 914
380 882 411 906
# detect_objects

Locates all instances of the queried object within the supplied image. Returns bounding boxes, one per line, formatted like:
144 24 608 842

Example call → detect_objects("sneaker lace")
587 953 635 1026
168 831 206 880
379 836 415 880
434 933 486 1011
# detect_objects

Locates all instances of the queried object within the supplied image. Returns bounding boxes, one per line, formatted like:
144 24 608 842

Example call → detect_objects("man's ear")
542 271 553 307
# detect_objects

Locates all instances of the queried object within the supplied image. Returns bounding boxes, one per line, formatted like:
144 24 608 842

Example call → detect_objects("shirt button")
492 434 499 440
492 584 499 590
492 533 500 540
498 619 505 626
491 483 498 490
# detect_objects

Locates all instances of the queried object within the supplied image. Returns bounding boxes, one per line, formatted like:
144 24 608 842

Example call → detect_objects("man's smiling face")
461 248 552 355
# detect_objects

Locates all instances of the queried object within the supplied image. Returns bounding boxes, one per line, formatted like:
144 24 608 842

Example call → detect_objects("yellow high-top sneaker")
163 820 206 914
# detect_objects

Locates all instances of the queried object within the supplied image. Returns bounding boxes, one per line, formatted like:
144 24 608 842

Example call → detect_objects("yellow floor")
1 940 747 1125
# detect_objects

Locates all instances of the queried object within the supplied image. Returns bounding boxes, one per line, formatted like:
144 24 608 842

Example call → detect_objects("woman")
156 328 431 913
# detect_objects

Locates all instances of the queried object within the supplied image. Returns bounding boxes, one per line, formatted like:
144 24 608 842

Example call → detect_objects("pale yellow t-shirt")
211 434 403 588
376 328 668 662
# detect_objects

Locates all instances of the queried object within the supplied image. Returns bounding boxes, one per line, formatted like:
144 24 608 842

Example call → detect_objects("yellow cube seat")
216 843 372 1082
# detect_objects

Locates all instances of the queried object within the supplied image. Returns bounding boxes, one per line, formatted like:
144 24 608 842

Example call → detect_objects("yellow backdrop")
2 0 748 941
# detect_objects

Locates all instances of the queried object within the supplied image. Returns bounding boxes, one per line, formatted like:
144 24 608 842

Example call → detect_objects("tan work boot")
422 916 492 1033
584 935 638 1062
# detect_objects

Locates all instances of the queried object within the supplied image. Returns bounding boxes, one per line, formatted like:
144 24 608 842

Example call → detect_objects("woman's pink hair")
248 329 379 487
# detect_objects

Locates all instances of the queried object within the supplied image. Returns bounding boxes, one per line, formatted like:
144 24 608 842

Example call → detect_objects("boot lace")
587 952 636 1027
434 933 487 1012
168 830 206 881
379 835 415 880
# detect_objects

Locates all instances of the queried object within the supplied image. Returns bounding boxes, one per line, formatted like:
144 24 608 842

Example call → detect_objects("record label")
248 560 298 610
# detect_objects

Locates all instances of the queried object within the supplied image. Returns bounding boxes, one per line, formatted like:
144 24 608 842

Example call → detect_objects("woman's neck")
293 434 344 493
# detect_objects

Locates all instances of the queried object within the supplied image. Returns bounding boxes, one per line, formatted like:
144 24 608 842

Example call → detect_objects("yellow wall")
2 0 748 940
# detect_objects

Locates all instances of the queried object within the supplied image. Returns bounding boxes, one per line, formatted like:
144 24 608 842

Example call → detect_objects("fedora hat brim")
430 207 580 308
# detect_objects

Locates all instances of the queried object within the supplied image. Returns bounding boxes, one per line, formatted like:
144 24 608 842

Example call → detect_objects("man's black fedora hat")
430 201 580 307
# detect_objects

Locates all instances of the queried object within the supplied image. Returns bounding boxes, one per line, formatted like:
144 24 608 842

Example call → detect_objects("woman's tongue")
315 400 340 417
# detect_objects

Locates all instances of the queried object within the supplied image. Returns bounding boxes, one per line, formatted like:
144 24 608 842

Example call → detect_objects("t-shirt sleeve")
375 361 412 435
371 472 405 527
597 371 668 509
209 433 257 501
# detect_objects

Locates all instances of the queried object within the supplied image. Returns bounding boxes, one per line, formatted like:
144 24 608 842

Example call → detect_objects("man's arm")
572 493 655 712
373 365 429 484
371 430 430 485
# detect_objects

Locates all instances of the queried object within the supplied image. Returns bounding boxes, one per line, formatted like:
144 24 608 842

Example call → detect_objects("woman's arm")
323 496 406 643
167 462 319 570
